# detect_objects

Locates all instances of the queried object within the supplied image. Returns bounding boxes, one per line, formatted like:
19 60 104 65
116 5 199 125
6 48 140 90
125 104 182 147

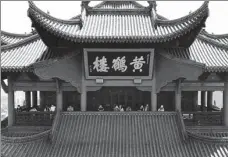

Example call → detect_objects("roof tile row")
1 112 228 157
27 1 209 43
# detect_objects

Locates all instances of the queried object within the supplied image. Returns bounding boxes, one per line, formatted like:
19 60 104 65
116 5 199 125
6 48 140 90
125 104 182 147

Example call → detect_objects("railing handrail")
16 111 55 115
182 111 222 115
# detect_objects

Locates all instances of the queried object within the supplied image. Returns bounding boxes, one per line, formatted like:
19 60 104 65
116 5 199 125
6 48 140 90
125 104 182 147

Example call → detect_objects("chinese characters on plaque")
87 52 151 76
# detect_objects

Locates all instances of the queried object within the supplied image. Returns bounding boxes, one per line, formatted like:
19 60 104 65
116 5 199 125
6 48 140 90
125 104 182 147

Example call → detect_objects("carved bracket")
156 52 205 93
1 80 8 93
34 55 82 93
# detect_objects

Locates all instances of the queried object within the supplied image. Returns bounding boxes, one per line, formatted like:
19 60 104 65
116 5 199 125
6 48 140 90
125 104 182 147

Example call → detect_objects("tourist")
16 105 22 112
158 105 165 112
30 107 37 112
114 105 119 111
50 105 56 112
44 105 50 112
126 106 132 111
67 105 74 112
98 105 104 111
144 104 149 111
140 105 144 111
120 107 124 112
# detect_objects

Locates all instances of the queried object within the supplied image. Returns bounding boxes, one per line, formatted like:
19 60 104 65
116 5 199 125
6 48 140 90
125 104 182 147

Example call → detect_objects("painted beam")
12 81 224 92
12 82 77 91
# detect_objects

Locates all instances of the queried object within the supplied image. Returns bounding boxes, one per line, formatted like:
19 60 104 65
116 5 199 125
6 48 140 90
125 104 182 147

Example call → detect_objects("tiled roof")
27 1 209 44
1 126 51 137
1 33 227 73
1 34 47 72
2 112 228 157
200 29 228 45
1 30 36 45
165 35 228 72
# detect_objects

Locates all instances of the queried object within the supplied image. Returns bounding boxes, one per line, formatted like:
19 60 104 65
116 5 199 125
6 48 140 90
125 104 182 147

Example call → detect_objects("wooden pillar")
80 85 87 111
192 91 198 111
223 77 228 126
80 59 87 111
151 60 157 112
207 91 213 111
151 76 157 111
40 91 45 109
56 79 63 112
201 91 206 111
8 76 15 126
25 91 31 108
32 91 38 107
175 79 182 111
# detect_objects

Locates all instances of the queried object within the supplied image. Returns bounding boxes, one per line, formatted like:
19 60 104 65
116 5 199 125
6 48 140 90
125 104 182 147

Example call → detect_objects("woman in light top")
158 105 165 112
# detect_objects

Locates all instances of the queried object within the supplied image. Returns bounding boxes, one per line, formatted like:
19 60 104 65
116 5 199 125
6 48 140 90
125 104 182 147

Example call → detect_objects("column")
25 91 31 108
80 85 87 111
8 76 15 126
80 61 87 111
32 91 38 108
207 91 213 111
40 91 45 109
223 77 228 126
192 91 198 111
56 80 63 112
151 61 157 111
201 91 206 111
175 79 182 111
151 77 157 111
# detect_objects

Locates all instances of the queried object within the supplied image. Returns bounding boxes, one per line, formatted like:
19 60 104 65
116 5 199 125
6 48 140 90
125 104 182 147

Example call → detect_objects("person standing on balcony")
98 105 104 111
158 105 165 112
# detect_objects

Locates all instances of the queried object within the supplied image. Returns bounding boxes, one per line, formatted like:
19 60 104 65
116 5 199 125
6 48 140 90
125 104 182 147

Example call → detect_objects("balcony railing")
182 111 223 126
15 111 55 126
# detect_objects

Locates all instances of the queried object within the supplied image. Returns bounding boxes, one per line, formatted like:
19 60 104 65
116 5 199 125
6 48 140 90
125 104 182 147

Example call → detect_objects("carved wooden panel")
156 51 204 93
34 55 82 93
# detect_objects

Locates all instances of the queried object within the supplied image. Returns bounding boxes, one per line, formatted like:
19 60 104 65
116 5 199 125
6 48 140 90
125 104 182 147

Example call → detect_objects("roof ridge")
197 34 228 50
92 1 146 10
28 1 82 25
1 34 40 52
1 129 51 144
157 1 209 25
1 30 35 38
201 29 228 39
187 131 228 144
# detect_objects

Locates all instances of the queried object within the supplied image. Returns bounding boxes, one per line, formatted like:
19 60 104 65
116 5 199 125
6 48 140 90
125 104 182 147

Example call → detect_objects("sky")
1 1 228 34
1 1 227 107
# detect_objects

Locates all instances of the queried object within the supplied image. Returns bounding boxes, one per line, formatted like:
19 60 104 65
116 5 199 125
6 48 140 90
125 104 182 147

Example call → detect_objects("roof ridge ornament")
147 1 157 29
81 1 90 15
81 1 90 27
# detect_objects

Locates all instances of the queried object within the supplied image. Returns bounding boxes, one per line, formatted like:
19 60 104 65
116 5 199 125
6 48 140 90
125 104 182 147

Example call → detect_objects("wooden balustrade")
15 111 55 126
182 111 223 126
